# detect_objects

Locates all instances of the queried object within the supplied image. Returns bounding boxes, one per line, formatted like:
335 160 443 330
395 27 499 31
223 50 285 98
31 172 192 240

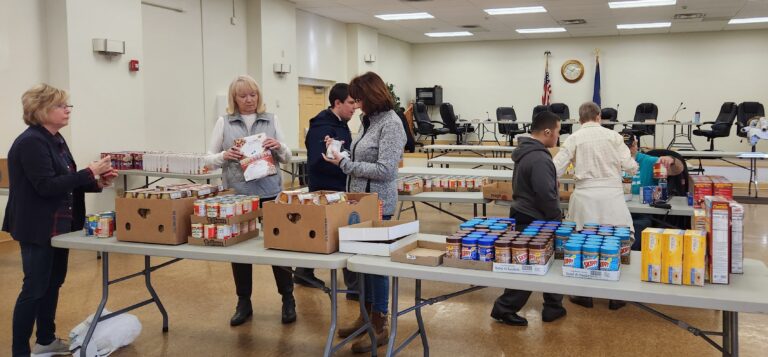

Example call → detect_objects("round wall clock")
561 60 584 83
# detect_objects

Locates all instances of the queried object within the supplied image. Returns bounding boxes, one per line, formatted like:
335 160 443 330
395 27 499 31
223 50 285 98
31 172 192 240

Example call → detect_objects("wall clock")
561 60 584 83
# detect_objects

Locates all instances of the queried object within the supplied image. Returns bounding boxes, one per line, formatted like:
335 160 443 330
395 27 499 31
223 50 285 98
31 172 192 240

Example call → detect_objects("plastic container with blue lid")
478 238 496 262
580 230 597 235
600 244 620 271
461 237 479 260
563 242 583 268
581 244 601 270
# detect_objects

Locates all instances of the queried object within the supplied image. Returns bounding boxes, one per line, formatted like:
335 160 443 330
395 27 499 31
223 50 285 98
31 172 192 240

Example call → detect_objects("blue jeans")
364 215 392 314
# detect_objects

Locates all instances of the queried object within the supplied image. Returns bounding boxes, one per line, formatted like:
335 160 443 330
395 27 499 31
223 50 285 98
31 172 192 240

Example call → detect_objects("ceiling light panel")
609 0 676 9
728 17 768 25
516 27 567 34
424 31 473 37
484 6 547 15
617 22 672 29
375 12 434 21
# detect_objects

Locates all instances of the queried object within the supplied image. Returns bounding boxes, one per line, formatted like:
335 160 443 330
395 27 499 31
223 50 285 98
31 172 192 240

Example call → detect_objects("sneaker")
31 338 71 357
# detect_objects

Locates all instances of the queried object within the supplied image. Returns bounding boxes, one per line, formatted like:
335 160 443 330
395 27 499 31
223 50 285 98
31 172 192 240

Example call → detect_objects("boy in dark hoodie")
294 84 356 291
490 111 566 326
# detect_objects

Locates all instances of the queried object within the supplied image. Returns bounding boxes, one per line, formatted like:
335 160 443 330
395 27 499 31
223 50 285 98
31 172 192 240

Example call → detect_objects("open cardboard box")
340 233 418 257
116 195 196 245
482 181 512 201
390 240 446 267
339 220 419 242
188 228 259 247
443 257 493 271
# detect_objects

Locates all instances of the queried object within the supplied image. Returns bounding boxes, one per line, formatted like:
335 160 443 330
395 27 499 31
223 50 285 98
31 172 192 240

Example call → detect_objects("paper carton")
0 158 8 188
704 196 731 284
689 176 712 208
641 228 663 282
692 209 707 232
188 228 259 247
339 234 417 257
339 220 419 242
390 240 446 266
116 195 196 245
710 176 734 200
482 181 513 201
728 200 744 274
661 229 684 285
683 230 706 286
442 257 493 271
263 192 379 254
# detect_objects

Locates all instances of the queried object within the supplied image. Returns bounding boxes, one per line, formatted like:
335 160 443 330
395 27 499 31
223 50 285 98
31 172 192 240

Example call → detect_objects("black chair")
601 107 618 130
396 109 416 153
692 102 738 151
736 101 765 139
549 103 572 135
439 103 475 144
414 102 449 144
642 149 692 230
532 105 550 120
496 107 526 145
630 103 658 147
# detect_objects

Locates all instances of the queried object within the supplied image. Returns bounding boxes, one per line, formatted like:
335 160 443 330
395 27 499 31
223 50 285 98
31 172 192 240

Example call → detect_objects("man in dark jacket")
294 83 356 292
490 111 567 326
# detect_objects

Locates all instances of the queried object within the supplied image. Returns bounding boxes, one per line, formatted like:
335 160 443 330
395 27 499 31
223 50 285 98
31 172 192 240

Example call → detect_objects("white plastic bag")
69 309 142 357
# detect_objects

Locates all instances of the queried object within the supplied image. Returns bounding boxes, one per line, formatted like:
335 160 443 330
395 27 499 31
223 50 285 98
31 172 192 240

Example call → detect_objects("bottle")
631 174 641 195
693 111 701 124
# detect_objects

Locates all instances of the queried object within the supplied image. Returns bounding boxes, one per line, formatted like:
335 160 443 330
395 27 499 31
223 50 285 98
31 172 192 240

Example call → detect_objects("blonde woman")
205 75 295 326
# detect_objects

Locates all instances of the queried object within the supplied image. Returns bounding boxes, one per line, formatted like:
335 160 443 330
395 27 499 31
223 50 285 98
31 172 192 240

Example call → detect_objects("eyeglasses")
55 104 74 110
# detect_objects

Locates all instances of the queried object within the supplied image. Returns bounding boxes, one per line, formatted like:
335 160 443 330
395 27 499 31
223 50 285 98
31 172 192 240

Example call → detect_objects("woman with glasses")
4 83 116 357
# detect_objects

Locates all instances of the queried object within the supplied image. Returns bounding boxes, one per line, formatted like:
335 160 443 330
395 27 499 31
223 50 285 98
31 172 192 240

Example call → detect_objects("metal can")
85 214 99 236
250 196 260 212
220 202 234 218
240 221 249 234
642 186 653 204
193 200 206 217
249 219 258 232
216 224 231 240
97 216 113 238
207 201 220 218
204 224 216 239
234 199 243 216
241 198 251 213
102 211 116 233
191 223 203 239
653 162 668 179
231 223 240 237
659 181 669 201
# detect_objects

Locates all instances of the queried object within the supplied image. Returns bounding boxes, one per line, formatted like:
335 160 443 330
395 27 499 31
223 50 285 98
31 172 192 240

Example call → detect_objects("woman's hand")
323 135 335 148
657 156 674 167
262 138 281 151
88 156 113 175
223 147 243 161
322 150 343 166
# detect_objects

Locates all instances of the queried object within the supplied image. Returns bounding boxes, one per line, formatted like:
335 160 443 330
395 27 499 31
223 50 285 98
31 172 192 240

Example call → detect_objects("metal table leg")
414 280 429 357
323 270 338 357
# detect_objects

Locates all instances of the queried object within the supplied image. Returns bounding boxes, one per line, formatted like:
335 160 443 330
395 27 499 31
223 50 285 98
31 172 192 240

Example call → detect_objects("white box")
493 256 553 275
339 234 418 257
729 200 744 274
562 266 621 281
339 220 419 242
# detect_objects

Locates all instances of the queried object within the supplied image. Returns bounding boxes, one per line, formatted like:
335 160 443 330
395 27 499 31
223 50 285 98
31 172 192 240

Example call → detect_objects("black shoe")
294 274 326 288
281 297 297 324
542 306 567 322
345 293 359 301
609 300 627 310
230 299 253 326
490 305 528 326
569 296 594 308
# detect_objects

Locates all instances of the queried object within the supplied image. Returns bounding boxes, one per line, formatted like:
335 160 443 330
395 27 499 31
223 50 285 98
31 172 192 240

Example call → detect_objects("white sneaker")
31 338 71 356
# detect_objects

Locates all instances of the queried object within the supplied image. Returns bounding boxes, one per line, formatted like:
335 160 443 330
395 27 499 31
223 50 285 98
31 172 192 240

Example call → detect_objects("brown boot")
338 303 372 338
351 311 389 354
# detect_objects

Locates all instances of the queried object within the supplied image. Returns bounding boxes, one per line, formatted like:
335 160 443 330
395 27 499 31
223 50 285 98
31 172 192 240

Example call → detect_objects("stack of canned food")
84 211 116 238
445 217 517 263
424 175 486 192
562 223 632 272
190 194 260 240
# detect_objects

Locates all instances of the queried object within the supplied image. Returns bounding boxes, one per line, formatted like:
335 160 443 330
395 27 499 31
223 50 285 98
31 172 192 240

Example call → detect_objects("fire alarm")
129 59 139 72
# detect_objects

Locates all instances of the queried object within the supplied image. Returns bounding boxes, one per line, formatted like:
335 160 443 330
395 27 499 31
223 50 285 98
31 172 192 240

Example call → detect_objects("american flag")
542 52 551 105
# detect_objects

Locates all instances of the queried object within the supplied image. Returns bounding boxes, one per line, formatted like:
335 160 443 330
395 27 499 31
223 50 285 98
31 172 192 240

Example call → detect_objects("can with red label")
204 224 216 239
206 202 220 218
97 216 114 238
653 162 667 179
249 219 257 232
250 196 260 212
191 223 203 239
193 200 206 217
216 224 231 240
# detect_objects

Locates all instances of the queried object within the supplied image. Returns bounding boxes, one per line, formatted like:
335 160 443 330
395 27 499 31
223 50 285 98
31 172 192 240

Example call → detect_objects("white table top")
52 231 351 269
289 155 307 163
428 157 514 167
347 234 768 313
399 167 513 181
677 151 767 159
399 191 491 204
117 170 222 180
424 144 516 152
0 188 7 196
494 194 692 216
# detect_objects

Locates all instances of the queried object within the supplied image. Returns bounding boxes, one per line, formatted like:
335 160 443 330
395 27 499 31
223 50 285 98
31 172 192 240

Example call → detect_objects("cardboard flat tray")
492 256 554 275
188 229 259 247
442 257 493 271
562 266 621 281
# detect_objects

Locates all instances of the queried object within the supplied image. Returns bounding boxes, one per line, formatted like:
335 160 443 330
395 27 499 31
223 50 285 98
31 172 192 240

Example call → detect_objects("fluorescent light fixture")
617 22 671 29
729 17 768 24
424 31 473 38
516 27 567 34
609 0 676 9
375 12 433 21
484 6 547 15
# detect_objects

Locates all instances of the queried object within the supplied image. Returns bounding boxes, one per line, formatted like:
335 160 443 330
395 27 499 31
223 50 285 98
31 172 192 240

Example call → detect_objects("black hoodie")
305 109 352 191
510 137 562 221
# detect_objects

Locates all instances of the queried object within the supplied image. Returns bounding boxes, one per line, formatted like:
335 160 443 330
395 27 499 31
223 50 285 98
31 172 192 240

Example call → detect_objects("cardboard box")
442 257 493 271
704 196 731 284
683 230 706 286
710 176 734 201
692 209 707 232
561 265 621 281
641 228 663 282
482 181 513 201
661 229 684 285
689 176 712 208
494 256 554 276
116 195 196 245
0 158 8 188
339 233 418 257
339 220 419 242
398 179 423 196
188 228 259 247
263 192 379 254
390 240 446 267
728 200 744 274
190 210 259 225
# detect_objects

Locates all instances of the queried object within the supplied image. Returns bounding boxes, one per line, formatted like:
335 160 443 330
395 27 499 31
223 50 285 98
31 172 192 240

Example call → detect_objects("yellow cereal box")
641 228 664 282
683 230 707 286
661 229 684 285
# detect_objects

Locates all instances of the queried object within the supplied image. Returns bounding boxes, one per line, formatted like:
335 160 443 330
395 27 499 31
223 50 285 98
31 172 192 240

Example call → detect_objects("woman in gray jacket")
324 72 406 353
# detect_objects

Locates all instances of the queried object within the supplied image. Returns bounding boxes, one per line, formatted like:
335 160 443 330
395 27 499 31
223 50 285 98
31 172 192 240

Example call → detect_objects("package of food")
277 190 304 204
236 133 278 181
321 192 347 205
683 230 706 286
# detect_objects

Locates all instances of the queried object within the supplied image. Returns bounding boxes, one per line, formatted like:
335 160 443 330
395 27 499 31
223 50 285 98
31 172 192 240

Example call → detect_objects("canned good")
216 224 231 240
231 223 240 237
220 202 234 218
97 216 113 238
249 219 258 232
204 224 216 239
251 197 260 212
85 214 99 236
240 221 249 234
207 202 220 218
191 223 203 239
193 200 206 217
642 186 653 204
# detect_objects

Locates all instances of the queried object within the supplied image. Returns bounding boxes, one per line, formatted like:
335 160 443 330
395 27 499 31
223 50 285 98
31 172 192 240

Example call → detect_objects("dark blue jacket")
2 125 100 245
305 109 352 192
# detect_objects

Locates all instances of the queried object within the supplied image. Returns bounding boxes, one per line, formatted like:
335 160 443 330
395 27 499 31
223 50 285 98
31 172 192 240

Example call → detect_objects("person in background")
323 71 406 353
490 111 567 326
553 101 638 310
4 84 116 357
205 75 296 327
294 83 358 295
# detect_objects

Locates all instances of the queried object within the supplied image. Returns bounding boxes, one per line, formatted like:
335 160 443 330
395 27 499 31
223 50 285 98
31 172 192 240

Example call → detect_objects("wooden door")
298 85 326 149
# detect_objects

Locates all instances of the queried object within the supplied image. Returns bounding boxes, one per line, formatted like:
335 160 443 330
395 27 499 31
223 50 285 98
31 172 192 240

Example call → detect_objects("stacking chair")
396 108 416 153
414 102 449 145
630 103 658 147
601 107 618 130
549 103 572 136
692 102 738 151
532 105 550 122
496 107 526 145
439 102 474 144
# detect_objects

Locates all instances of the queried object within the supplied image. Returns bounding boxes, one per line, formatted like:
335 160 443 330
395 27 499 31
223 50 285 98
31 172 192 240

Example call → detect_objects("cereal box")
689 175 712 208
641 228 663 283
704 196 731 284
683 230 706 286
728 200 744 274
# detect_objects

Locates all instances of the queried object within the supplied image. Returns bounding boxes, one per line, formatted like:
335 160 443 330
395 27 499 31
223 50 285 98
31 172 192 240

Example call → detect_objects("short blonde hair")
579 102 601 124
22 83 69 126
227 75 266 115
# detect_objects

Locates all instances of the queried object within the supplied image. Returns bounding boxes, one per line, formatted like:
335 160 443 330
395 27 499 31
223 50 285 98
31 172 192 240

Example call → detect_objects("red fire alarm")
129 59 139 72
